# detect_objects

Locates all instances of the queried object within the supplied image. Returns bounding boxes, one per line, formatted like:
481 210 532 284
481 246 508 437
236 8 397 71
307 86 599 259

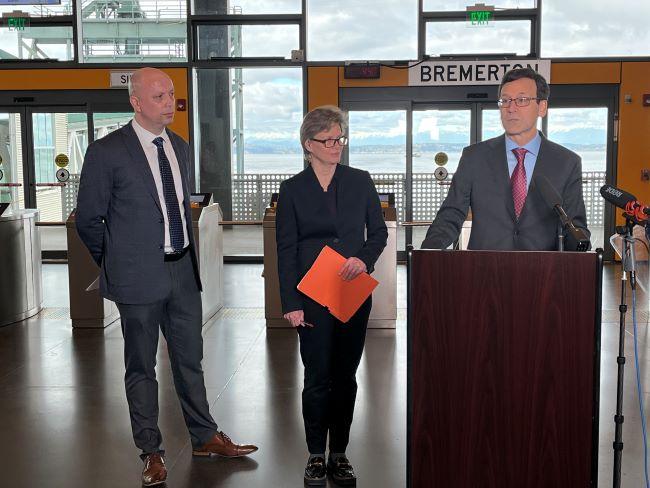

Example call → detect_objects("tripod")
612 218 638 488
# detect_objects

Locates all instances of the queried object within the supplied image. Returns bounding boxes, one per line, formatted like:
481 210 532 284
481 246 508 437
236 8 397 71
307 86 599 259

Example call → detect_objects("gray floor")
0 263 648 487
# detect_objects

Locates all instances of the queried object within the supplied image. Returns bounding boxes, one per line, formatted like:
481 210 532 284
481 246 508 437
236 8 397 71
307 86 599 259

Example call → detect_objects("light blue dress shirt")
505 131 541 191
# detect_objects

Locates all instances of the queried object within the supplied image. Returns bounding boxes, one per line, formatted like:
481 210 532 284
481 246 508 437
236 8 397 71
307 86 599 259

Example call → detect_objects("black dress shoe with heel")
327 455 357 486
304 456 327 486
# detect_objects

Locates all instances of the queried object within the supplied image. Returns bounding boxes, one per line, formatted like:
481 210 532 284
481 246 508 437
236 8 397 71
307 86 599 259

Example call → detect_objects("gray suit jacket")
421 133 590 251
75 121 202 304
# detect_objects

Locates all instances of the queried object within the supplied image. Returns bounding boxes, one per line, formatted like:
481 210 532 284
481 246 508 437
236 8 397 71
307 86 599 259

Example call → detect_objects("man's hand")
338 257 367 281
283 310 314 328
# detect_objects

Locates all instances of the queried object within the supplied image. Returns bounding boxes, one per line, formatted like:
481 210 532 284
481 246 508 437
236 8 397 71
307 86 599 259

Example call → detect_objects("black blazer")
75 121 201 305
276 164 388 314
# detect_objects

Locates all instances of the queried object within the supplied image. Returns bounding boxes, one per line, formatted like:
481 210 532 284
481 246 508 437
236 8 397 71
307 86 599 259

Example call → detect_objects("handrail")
219 220 262 225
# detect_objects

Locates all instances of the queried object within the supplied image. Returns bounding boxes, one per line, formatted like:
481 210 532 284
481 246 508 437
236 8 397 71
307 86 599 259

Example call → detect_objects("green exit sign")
468 10 493 26
7 17 28 31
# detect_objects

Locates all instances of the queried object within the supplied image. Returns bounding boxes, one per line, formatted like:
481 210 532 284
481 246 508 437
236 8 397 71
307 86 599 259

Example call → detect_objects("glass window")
80 1 187 63
307 0 417 61
31 112 89 222
542 0 650 57
33 112 55 184
0 112 24 211
481 109 503 140
0 0 72 17
93 112 134 140
192 0 301 15
0 26 74 60
194 67 303 255
423 0 536 9
348 110 407 250
482 107 541 141
426 20 531 56
196 24 299 59
412 108 471 248
546 107 608 248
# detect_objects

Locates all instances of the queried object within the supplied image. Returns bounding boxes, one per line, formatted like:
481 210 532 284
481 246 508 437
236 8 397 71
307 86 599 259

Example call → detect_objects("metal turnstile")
0 209 43 327
66 201 223 328
191 202 224 324
66 212 120 328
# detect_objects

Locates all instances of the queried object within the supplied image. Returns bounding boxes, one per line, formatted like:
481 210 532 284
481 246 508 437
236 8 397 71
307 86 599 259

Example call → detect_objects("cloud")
308 0 417 60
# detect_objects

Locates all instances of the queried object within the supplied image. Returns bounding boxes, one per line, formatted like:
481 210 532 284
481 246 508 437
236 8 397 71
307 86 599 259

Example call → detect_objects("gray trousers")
116 252 218 457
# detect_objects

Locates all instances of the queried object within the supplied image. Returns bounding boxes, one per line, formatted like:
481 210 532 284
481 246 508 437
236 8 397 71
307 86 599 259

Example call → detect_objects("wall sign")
409 60 551 86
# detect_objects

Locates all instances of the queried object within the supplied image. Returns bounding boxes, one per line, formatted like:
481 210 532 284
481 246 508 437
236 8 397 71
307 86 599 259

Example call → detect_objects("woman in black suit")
276 105 387 486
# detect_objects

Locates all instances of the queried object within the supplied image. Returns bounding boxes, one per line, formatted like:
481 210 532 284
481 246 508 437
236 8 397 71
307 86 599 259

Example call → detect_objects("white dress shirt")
131 118 189 253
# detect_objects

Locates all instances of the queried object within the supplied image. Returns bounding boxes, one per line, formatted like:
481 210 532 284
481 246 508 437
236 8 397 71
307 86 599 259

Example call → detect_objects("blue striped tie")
152 137 184 252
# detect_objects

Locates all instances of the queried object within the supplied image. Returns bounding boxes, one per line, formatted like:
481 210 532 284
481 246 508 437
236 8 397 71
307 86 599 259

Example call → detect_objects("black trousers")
297 296 371 454
116 252 218 456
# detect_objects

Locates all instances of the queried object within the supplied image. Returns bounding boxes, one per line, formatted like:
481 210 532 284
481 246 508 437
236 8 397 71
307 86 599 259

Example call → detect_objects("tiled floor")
0 262 648 487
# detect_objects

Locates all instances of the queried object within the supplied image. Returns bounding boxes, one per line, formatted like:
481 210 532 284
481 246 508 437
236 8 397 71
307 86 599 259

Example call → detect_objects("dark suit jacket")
276 164 388 315
75 121 201 305
421 132 590 251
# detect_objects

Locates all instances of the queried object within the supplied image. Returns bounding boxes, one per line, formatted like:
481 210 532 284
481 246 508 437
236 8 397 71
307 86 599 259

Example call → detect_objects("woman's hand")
284 310 314 328
338 257 367 281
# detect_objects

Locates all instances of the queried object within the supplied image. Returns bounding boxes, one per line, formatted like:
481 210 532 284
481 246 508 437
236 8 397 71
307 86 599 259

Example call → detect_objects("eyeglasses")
311 136 348 148
497 96 543 108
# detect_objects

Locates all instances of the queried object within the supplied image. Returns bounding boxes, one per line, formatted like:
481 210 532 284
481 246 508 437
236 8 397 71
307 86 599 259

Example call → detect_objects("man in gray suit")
76 68 257 487
421 67 589 251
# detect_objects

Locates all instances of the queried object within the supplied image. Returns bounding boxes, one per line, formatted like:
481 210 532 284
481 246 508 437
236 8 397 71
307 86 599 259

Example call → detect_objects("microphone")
537 175 590 251
600 184 649 225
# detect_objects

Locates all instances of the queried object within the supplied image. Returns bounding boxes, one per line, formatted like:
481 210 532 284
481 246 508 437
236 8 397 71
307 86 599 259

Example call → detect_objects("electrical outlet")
642 169 650 181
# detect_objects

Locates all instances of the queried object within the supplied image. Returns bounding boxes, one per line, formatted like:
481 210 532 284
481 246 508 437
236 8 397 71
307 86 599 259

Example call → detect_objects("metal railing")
81 0 186 21
231 171 607 226
59 171 607 228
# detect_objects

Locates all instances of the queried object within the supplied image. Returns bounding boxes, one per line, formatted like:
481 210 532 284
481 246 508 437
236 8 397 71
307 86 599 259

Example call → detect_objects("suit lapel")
488 135 517 222
122 122 163 215
167 129 191 201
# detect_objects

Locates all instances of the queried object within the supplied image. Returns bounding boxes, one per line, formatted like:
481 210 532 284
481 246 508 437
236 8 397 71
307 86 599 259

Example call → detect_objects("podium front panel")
408 250 602 488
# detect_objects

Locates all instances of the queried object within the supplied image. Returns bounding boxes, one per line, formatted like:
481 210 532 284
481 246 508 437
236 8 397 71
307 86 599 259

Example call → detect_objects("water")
238 149 607 174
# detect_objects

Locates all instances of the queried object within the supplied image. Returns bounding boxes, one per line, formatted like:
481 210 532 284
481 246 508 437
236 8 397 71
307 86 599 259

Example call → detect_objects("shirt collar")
505 130 542 157
131 118 170 146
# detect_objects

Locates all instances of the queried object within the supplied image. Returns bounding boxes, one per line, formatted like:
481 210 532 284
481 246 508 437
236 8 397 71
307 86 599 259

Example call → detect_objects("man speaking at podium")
76 68 257 487
421 67 589 251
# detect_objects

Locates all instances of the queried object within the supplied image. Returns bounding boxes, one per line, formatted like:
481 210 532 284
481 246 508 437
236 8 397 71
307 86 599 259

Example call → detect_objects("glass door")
28 108 89 223
412 105 472 248
546 106 609 251
0 108 26 212
347 109 407 250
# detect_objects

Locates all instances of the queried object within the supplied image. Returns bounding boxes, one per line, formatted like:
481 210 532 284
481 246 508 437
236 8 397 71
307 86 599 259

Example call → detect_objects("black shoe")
304 456 327 486
327 455 357 486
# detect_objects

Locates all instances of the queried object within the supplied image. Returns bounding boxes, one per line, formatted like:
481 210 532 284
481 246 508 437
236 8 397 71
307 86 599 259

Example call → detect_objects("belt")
164 246 189 262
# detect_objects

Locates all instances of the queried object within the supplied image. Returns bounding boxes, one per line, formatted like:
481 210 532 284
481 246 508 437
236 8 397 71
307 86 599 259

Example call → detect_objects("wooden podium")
407 250 603 488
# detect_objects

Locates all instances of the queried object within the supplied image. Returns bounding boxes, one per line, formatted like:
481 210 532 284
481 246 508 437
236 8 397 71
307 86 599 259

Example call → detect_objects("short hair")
300 105 348 161
499 67 550 100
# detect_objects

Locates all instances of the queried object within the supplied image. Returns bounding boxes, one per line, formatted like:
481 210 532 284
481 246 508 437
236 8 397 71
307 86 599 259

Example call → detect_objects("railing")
82 38 186 60
60 171 607 228
81 0 186 21
232 171 607 226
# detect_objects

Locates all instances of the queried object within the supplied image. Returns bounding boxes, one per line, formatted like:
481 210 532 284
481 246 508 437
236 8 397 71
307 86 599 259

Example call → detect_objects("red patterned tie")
511 148 528 219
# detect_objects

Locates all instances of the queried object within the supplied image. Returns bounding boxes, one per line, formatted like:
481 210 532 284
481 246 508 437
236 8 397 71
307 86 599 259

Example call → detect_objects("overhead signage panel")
408 60 551 86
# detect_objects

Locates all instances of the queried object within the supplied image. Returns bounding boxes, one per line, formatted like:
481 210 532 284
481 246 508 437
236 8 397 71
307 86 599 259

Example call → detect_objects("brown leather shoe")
192 431 258 458
142 452 167 487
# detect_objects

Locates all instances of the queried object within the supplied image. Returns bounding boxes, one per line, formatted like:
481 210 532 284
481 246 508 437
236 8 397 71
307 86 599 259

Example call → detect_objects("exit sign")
468 10 492 26
7 17 28 31
467 3 495 27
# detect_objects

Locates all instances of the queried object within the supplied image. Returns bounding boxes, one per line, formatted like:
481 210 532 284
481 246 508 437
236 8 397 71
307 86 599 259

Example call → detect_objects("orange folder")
297 246 379 323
